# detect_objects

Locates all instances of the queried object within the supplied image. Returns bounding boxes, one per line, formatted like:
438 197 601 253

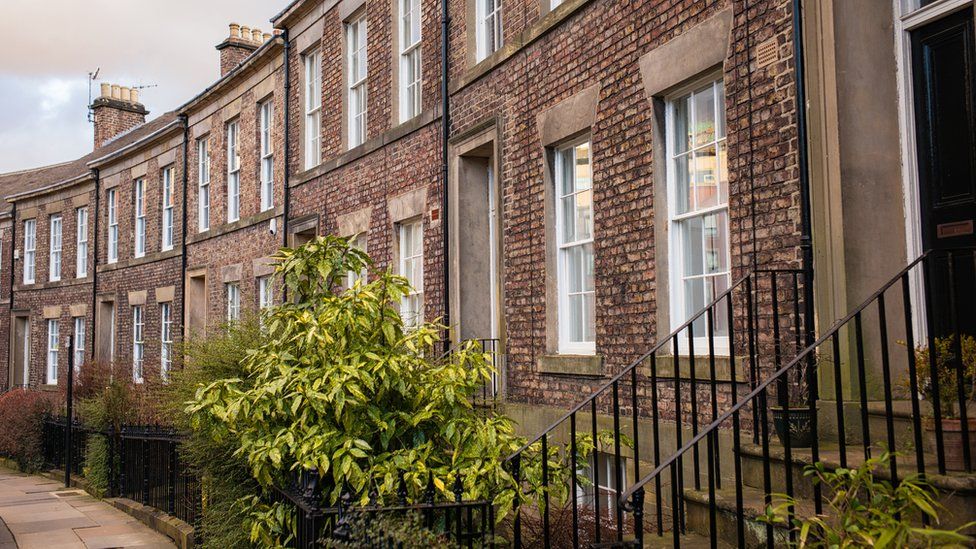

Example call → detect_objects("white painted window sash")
260 101 274 211
76 207 88 277
134 178 146 258
49 215 62 282
198 138 211 232
226 121 240 223
23 219 36 284
347 16 368 148
162 167 174 250
132 305 144 383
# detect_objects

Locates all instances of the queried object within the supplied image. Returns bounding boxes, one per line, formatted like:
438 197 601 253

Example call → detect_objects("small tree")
186 237 528 545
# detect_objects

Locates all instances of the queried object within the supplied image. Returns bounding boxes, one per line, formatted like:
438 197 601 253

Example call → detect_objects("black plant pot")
771 406 816 448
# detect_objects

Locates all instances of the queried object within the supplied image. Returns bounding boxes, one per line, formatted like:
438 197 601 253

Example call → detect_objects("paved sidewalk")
0 467 174 548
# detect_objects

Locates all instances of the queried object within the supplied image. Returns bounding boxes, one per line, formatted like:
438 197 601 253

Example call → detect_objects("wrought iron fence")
271 470 495 548
613 247 976 547
503 267 807 547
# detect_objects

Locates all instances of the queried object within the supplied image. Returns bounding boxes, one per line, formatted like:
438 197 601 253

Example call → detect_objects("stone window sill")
538 354 603 377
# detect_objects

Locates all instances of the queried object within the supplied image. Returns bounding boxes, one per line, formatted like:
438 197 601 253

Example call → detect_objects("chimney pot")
99 82 111 98
252 28 262 42
120 86 131 102
111 84 121 100
241 25 251 39
230 22 241 39
131 88 139 103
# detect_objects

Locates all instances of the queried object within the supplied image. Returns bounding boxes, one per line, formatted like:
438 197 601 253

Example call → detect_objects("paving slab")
0 466 175 548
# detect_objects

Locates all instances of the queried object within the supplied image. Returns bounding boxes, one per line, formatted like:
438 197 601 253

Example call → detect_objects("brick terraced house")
3 0 976 543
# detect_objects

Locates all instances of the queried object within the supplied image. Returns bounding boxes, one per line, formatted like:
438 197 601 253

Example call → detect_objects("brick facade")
1 0 804 423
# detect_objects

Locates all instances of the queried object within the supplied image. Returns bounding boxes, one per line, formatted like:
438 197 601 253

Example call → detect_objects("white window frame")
304 51 323 169
226 120 240 223
398 219 424 328
162 166 175 250
577 451 626 522
665 76 731 354
226 282 241 322
259 276 273 309
347 14 369 148
73 316 85 372
398 0 422 123
23 219 36 284
76 207 88 277
107 188 118 263
160 302 172 381
198 138 211 232
134 178 146 258
260 100 275 212
48 215 62 282
46 319 59 385
475 0 503 62
554 139 596 355
132 305 144 383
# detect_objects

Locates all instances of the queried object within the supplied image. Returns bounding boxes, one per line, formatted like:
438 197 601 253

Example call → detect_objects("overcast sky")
0 0 286 173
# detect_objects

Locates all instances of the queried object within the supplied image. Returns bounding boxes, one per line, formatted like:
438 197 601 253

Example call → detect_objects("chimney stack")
90 82 149 150
216 22 267 77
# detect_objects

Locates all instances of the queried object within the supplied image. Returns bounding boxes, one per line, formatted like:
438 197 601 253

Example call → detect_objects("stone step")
737 441 976 529
682 484 811 549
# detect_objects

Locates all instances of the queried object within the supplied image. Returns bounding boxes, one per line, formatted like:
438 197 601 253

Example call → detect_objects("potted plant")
907 334 976 472
771 356 816 448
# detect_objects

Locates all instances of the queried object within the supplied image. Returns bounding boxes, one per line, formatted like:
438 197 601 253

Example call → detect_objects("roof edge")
6 171 92 203
87 117 184 169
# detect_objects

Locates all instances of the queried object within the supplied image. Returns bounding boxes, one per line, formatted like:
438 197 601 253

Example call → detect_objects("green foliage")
83 434 110 497
905 335 976 418
160 317 267 549
186 236 528 545
760 452 975 548
321 511 461 548
183 236 614 545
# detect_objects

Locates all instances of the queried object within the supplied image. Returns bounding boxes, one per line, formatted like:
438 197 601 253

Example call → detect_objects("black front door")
911 7 976 337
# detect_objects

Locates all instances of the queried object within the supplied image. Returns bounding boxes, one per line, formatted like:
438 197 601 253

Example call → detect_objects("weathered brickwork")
0 0 804 429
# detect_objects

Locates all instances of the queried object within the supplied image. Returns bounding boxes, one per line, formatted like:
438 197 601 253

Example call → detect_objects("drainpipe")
791 0 815 349
281 29 292 303
178 115 190 335
89 169 100 360
441 0 451 353
8 203 16 313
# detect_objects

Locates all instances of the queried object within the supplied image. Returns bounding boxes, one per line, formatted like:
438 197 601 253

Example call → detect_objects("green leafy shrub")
761 452 975 547
186 237 533 545
0 390 58 472
906 335 976 418
159 317 267 549
320 511 460 548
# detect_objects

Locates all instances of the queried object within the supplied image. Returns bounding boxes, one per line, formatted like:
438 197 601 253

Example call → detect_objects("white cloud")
0 0 283 172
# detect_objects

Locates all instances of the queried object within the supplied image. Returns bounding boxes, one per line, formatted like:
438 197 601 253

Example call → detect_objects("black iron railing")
504 268 807 547
42 415 91 476
272 472 494 548
613 248 976 547
117 425 202 526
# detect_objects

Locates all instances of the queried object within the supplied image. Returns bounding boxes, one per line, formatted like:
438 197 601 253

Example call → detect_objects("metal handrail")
505 268 802 460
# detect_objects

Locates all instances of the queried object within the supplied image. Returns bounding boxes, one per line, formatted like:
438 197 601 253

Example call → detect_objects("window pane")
681 217 704 277
716 80 726 139
559 148 575 196
673 96 691 155
717 140 728 205
694 145 718 209
583 292 595 342
575 190 593 242
569 294 584 341
693 84 716 147
674 153 691 214
706 274 730 336
703 211 728 274
684 277 705 330
567 246 583 292
574 142 591 191
582 242 594 292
